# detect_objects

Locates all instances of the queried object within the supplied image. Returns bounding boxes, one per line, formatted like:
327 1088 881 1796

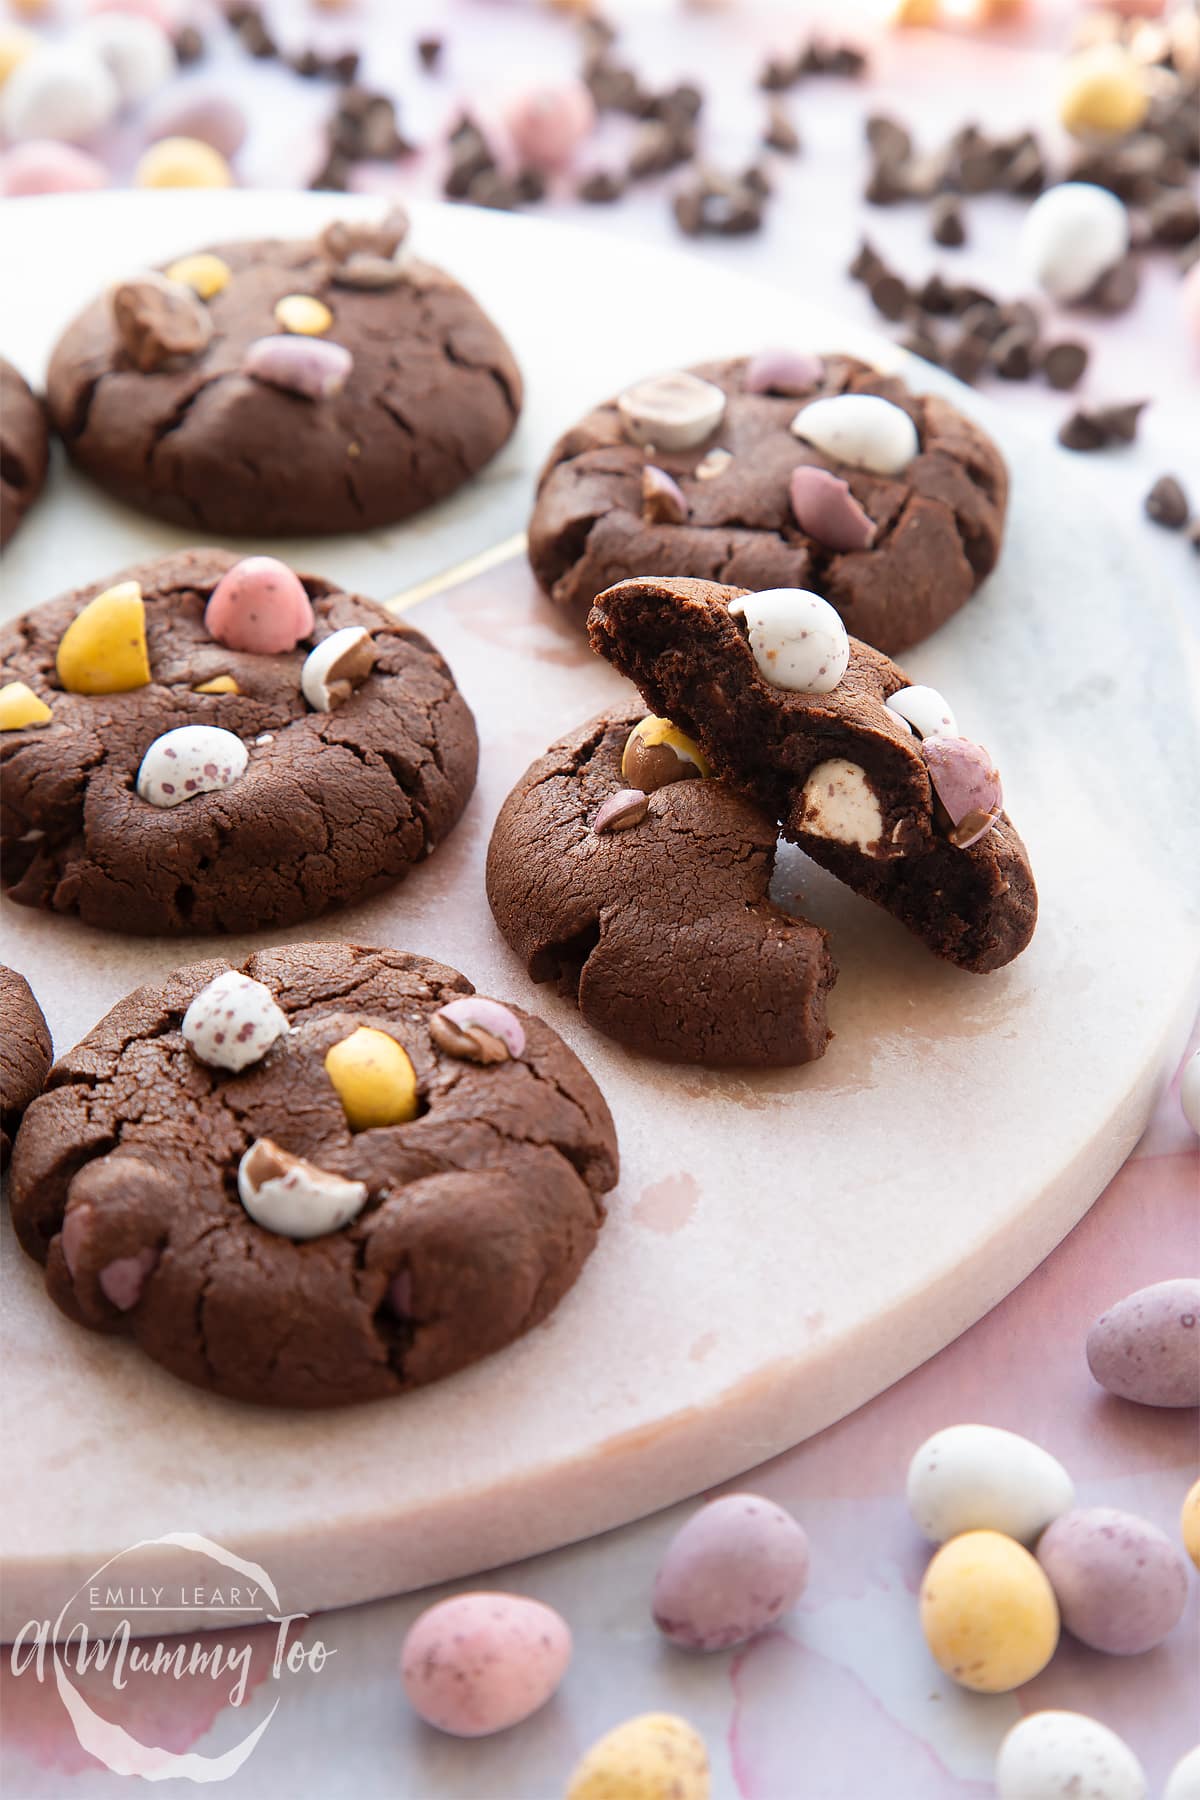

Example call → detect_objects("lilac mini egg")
1037 1506 1188 1654
652 1492 810 1651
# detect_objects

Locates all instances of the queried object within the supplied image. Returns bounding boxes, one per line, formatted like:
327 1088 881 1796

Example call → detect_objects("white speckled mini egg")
1165 1746 1200 1800
652 1492 810 1651
1086 1278 1200 1407
907 1423 1075 1544
399 1592 570 1737
995 1711 1147 1800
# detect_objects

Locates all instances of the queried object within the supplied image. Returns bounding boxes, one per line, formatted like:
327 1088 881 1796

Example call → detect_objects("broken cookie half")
588 577 1037 975
486 707 836 1067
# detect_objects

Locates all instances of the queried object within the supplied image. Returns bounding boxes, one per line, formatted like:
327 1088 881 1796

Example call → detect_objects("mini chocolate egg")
1180 1049 1200 1134
1020 182 1130 303
400 1592 570 1737
204 557 314 655
798 760 884 851
995 1711 1147 1800
1086 1278 1200 1407
621 716 710 792
0 681 52 730
744 347 823 396
136 725 247 808
0 45 119 143
617 371 726 451
1165 1746 1200 1800
0 139 109 195
652 1492 810 1651
919 1529 1059 1693
885 684 958 741
182 970 289 1073
922 734 1003 848
1183 1479 1200 1570
1058 44 1148 138
301 626 375 711
790 393 918 477
503 78 595 170
1036 1506 1188 1654
242 334 352 401
237 1138 367 1240
324 1027 418 1131
78 12 174 107
430 997 525 1064
134 134 232 189
55 581 150 695
789 466 876 552
907 1424 1075 1545
729 588 850 693
567 1713 710 1800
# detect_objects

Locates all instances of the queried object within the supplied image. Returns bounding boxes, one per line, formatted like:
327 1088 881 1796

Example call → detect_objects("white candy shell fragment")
300 626 376 711
885 684 958 740
182 970 290 1073
617 371 727 451
136 724 247 808
790 393 919 477
798 760 884 851
238 1138 368 1240
729 588 850 694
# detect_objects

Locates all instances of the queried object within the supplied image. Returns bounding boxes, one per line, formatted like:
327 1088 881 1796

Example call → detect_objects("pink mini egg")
653 1492 811 1651
922 734 1003 848
503 79 594 170
204 557 314 655
0 139 109 195
400 1592 571 1737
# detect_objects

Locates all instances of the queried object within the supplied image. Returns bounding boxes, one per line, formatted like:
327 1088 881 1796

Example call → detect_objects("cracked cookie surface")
8 942 617 1408
0 547 477 934
589 578 1037 974
528 355 1007 656
0 965 52 1167
45 236 522 536
1 359 50 548
486 707 836 1065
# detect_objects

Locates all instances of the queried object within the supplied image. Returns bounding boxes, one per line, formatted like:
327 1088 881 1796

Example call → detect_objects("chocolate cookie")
487 707 835 1065
0 966 51 1167
45 207 522 536
9 943 617 1408
529 352 1008 655
1 358 50 547
0 546 477 934
589 577 1037 974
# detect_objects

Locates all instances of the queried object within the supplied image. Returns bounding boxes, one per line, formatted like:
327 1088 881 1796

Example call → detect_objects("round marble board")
1 191 1197 1639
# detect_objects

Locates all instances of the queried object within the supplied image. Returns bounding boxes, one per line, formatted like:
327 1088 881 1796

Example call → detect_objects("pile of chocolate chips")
226 1 359 81
864 116 1047 210
442 114 546 212
758 38 869 90
310 86 414 193
848 240 1093 392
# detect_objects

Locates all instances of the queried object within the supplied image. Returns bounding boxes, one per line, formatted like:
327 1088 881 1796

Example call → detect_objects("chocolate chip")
416 34 443 71
917 272 957 315
628 120 694 179
742 161 772 197
865 159 911 206
849 238 887 284
173 25 204 65
237 10 276 59
1001 141 1046 196
1058 400 1148 450
990 326 1035 381
330 51 360 85
957 299 1003 342
869 272 910 321
930 194 966 247
308 150 350 193
1093 400 1148 442
759 53 799 92
577 169 625 203
1190 520 1200 554
764 100 801 154
1150 189 1200 245
1087 257 1140 314
1041 340 1089 390
1058 411 1108 452
465 169 521 211
945 331 989 385
648 82 703 128
291 48 323 79
1145 474 1190 529
865 113 912 165
585 54 646 114
444 115 494 197
900 327 942 366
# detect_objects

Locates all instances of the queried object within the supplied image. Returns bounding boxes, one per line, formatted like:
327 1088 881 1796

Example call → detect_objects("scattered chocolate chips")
1058 400 1149 451
1144 474 1190 529
930 194 966 248
416 34 443 72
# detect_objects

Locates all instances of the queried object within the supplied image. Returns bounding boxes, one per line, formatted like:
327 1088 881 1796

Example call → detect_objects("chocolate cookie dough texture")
0 358 50 547
0 966 51 1167
528 351 1008 656
0 547 477 934
8 944 618 1408
589 577 1037 974
487 707 835 1066
44 207 523 535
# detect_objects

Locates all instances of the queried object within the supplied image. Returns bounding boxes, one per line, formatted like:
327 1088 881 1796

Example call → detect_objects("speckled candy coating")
399 1592 571 1736
1086 1278 1200 1406
728 588 850 693
1036 1506 1188 1654
567 1713 711 1800
204 556 315 654
135 723 248 808
907 1424 1075 1545
919 1530 1060 1693
652 1492 810 1651
181 969 290 1073
922 734 1004 849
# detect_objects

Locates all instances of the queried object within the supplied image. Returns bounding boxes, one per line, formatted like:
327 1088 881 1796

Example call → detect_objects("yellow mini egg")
919 1529 1059 1693
1182 1479 1200 1572
621 715 711 791
55 582 150 696
193 674 239 695
0 23 38 87
324 1027 418 1131
566 1713 710 1800
165 253 232 300
0 680 52 730
1059 45 1149 138
135 137 233 191
274 294 333 336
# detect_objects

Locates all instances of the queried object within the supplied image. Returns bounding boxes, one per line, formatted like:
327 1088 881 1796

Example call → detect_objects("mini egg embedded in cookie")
55 580 150 694
324 1026 418 1130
